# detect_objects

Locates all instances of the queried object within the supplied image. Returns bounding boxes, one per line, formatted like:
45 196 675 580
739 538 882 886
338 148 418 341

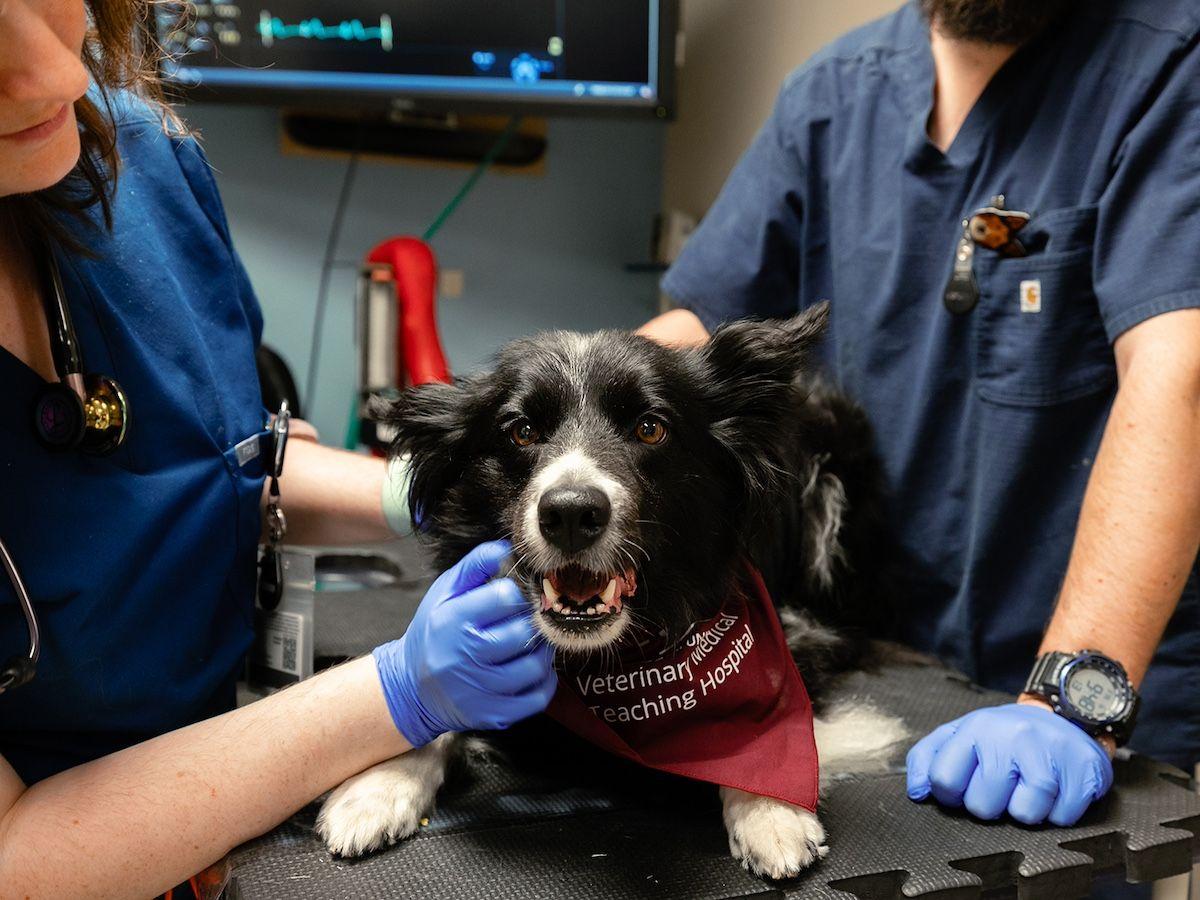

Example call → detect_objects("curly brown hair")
2 0 173 252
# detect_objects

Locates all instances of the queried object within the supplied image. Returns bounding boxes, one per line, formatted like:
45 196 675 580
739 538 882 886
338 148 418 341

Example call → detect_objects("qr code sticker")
255 609 305 680
282 636 298 673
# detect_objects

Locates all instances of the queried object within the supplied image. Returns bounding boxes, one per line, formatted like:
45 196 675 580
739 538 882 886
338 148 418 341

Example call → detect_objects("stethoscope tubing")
0 535 40 671
41 242 86 386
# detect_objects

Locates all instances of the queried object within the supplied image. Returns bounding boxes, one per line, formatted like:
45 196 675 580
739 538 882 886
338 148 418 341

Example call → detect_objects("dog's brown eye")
510 419 540 447
635 417 668 445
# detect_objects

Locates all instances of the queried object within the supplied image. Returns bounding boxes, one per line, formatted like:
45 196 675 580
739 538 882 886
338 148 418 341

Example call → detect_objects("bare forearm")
273 438 392 545
1038 319 1200 686
637 307 709 347
0 656 409 899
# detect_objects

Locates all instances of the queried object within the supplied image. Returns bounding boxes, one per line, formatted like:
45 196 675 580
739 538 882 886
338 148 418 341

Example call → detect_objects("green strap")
422 116 523 242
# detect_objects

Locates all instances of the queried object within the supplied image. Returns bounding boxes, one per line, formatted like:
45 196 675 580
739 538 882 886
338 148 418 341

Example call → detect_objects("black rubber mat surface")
311 539 432 664
228 655 1200 899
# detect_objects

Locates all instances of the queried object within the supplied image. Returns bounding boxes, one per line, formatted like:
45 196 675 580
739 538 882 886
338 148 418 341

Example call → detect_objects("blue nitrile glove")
372 540 557 747
906 703 1114 826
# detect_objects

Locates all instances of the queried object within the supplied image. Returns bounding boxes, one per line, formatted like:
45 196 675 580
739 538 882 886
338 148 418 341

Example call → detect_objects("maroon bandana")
546 566 819 810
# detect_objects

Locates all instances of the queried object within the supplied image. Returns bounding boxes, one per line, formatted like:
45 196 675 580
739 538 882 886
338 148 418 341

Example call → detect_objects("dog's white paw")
316 767 424 857
721 787 828 879
316 734 454 857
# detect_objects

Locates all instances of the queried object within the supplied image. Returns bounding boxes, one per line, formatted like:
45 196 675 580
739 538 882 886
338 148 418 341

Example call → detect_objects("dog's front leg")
720 787 828 879
316 733 456 857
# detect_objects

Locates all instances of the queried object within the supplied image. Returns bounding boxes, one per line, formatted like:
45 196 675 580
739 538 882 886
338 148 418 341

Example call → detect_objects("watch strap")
1114 692 1141 746
1023 650 1070 698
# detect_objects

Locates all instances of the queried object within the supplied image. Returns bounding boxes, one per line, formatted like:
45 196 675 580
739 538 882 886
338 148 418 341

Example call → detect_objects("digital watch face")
1062 661 1126 722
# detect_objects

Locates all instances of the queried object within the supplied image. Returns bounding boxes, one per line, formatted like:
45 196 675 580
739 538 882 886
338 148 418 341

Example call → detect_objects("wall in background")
182 103 665 440
663 0 903 220
186 2 905 440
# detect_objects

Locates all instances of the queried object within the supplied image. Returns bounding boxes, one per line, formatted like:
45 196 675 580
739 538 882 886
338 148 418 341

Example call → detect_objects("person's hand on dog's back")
373 540 557 747
905 703 1114 826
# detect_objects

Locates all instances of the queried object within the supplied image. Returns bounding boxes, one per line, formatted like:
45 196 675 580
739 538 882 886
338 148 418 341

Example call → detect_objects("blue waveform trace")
257 11 393 50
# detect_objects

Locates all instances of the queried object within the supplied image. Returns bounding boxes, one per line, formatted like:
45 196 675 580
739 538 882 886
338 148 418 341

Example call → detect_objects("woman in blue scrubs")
0 2 555 895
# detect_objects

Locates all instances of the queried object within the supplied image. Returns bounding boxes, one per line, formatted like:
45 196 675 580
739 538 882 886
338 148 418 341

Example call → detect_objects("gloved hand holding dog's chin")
906 702 1114 826
372 540 557 747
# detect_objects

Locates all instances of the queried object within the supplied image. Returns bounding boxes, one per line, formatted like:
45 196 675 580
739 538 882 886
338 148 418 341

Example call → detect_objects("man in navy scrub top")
643 0 1200 852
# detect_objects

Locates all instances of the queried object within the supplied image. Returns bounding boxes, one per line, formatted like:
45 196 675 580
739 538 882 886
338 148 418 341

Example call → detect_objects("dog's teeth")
587 605 598 616
552 601 564 613
600 579 617 604
543 578 560 602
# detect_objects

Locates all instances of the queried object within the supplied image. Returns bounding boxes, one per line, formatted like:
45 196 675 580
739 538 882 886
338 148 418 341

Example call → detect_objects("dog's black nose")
538 486 611 553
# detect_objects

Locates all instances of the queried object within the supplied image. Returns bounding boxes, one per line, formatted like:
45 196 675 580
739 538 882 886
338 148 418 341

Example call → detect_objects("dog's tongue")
548 565 608 601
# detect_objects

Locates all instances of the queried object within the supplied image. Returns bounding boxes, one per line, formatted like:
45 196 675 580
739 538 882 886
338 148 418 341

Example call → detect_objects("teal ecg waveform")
257 12 394 50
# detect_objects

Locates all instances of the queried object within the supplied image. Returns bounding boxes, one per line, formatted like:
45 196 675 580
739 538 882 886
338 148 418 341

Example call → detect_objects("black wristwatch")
1023 649 1140 746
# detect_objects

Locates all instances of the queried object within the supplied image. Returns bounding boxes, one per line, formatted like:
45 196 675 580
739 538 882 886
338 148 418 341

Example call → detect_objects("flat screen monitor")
156 1 678 117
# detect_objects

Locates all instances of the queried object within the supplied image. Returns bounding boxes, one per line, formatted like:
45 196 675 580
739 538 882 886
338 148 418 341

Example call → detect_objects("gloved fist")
906 702 1113 826
373 540 557 747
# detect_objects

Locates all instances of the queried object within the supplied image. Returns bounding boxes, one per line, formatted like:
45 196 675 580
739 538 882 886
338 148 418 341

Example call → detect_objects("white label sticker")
234 433 260 467
259 610 304 676
1020 279 1042 313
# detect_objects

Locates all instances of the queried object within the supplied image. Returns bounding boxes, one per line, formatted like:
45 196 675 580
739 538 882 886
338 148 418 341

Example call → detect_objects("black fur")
384 302 887 703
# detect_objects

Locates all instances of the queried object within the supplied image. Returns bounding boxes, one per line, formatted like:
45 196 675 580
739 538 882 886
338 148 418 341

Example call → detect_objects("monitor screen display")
157 1 676 116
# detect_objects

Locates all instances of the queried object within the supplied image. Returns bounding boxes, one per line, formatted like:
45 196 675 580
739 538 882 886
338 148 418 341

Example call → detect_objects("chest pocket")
973 206 1116 406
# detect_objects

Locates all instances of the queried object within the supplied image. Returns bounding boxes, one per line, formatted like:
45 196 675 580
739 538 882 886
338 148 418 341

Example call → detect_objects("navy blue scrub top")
0 96 267 783
663 0 1200 767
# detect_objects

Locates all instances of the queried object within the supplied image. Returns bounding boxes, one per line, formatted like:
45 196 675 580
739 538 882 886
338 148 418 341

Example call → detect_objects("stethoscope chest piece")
33 381 87 452
32 373 129 455
31 247 131 456
80 373 129 455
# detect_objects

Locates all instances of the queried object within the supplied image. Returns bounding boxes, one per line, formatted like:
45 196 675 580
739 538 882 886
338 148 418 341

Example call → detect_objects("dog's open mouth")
540 564 637 630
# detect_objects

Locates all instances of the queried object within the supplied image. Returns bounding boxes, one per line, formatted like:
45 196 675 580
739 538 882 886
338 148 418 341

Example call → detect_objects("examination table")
227 542 1200 899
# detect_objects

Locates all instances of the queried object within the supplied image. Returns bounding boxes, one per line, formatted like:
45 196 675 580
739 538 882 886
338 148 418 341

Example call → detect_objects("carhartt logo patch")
1020 279 1042 313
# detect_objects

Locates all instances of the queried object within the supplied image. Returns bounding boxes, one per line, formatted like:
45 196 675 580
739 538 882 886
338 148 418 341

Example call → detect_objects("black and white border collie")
316 304 908 878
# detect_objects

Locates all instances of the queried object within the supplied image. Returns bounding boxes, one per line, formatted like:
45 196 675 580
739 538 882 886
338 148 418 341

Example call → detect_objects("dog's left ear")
700 301 830 490
703 300 828 372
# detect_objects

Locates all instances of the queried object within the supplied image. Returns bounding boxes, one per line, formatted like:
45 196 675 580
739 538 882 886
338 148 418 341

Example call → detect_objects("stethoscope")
0 246 132 693
31 245 130 455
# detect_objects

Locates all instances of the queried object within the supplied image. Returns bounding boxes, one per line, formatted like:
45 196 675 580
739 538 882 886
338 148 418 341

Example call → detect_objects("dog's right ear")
378 377 484 529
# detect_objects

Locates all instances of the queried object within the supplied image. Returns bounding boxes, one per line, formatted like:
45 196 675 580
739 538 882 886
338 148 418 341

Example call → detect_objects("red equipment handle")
366 236 451 386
